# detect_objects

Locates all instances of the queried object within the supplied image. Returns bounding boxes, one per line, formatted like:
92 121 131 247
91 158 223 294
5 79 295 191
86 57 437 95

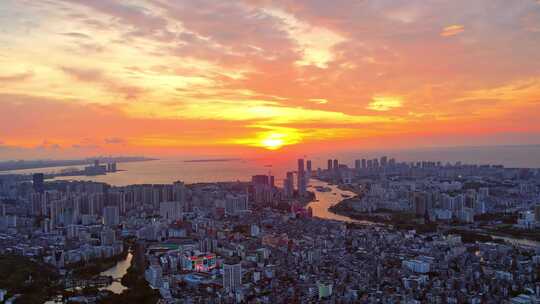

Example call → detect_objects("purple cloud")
60 66 144 99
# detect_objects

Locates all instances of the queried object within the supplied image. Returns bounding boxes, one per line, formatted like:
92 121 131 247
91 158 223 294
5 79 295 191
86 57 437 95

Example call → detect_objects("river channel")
99 252 132 294
306 179 371 224
308 179 539 248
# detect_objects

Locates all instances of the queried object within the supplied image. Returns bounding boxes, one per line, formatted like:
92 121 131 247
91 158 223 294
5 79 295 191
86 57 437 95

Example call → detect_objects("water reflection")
307 179 372 224
99 252 132 294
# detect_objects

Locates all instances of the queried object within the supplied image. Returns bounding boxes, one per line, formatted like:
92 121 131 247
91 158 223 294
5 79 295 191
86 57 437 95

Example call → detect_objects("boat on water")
314 186 332 192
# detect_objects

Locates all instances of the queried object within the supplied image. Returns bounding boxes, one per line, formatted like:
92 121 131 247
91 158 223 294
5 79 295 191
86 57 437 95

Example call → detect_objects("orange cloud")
367 96 403 111
1 1 539 158
440 24 465 37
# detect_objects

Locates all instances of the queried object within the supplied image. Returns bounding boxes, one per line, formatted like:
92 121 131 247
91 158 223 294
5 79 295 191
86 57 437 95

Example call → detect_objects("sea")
2 145 540 186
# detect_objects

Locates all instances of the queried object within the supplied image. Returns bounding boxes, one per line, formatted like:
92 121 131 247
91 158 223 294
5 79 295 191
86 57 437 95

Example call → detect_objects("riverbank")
70 250 129 279
327 184 540 245
327 192 403 225
0 255 61 303
307 179 369 223
99 242 160 304
328 200 442 233
45 242 158 303
483 226 540 242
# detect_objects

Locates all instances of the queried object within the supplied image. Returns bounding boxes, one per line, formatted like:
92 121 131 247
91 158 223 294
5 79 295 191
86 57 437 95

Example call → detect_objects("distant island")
184 158 242 163
0 156 157 172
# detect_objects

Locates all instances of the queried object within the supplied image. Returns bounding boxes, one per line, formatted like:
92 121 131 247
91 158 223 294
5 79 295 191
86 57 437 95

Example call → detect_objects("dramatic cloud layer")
0 0 539 158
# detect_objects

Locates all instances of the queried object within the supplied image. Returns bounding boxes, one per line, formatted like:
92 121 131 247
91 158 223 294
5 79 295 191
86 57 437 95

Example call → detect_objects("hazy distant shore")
0 157 156 172
183 158 242 163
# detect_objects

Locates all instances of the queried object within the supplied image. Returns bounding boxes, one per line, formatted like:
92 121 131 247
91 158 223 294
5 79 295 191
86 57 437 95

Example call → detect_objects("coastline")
0 157 156 174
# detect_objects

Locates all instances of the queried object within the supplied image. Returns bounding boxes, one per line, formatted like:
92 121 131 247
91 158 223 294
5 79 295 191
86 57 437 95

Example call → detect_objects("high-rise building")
355 160 361 171
298 158 305 173
380 156 388 168
162 185 173 202
107 162 117 172
101 227 116 245
152 186 162 209
252 175 272 204
160 201 182 221
361 159 367 169
145 265 163 289
251 175 269 185
306 160 312 181
284 172 294 198
223 262 242 291
535 204 540 222
173 181 186 203
89 193 104 216
33 173 44 193
103 205 120 227
331 160 340 181
49 199 62 229
414 192 428 216
72 197 81 224
199 238 218 253
297 159 306 196
327 159 333 171
225 194 248 214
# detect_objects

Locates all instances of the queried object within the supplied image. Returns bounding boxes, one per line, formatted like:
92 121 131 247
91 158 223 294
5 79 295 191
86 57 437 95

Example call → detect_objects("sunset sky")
1 0 540 159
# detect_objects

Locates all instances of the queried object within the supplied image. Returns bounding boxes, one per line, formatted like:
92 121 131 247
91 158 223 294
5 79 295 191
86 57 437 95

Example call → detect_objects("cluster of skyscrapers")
283 158 311 199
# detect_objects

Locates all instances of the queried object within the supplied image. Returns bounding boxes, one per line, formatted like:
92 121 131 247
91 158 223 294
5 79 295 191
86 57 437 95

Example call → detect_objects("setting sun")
231 127 303 151
261 136 285 150
261 133 285 150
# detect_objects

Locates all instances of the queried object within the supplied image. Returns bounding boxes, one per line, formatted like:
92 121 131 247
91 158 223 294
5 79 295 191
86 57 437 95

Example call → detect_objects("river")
99 252 133 294
44 253 132 303
307 179 373 224
308 179 540 248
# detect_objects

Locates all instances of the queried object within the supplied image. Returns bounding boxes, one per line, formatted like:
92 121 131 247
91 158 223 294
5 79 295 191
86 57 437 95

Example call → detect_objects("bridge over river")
63 275 114 289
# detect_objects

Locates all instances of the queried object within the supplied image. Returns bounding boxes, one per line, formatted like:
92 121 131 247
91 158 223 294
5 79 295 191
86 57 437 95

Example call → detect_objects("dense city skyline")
1 0 540 159
1 154 539 303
